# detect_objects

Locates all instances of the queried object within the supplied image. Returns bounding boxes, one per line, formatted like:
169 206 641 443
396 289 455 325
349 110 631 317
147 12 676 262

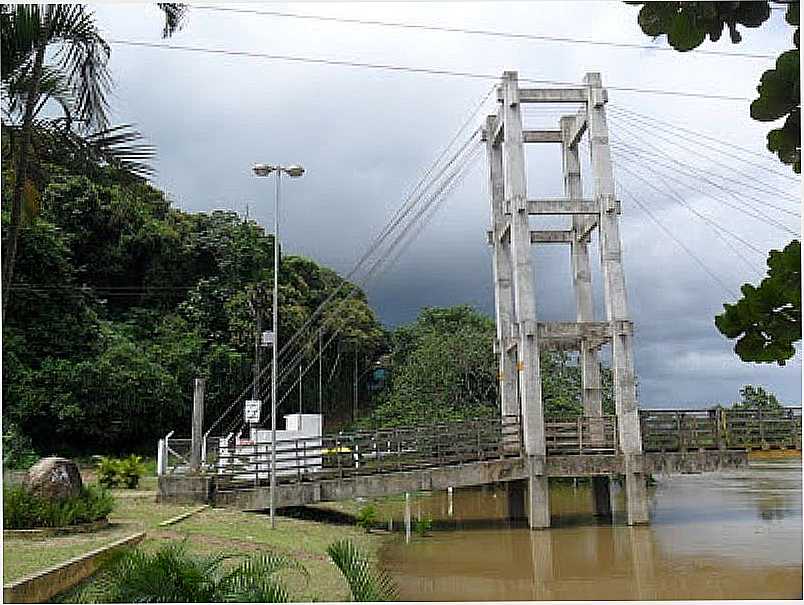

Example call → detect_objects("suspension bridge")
158 71 801 528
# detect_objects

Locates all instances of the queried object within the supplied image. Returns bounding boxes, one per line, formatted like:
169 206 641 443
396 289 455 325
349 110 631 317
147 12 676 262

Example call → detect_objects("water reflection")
379 460 802 601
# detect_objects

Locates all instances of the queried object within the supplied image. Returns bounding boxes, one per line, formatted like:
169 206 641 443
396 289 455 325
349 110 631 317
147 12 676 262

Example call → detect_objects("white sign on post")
244 399 262 423
261 331 274 346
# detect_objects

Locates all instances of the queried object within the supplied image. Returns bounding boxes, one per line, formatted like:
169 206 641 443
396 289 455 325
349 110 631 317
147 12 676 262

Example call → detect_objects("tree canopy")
715 240 801 365
2 152 383 457
627 2 800 173
359 305 615 428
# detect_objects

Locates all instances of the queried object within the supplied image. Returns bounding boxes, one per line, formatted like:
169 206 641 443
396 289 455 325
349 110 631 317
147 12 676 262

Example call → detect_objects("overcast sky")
92 1 801 407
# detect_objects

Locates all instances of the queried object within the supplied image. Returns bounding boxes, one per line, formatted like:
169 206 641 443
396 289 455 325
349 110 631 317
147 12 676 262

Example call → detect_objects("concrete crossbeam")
523 130 563 143
525 199 599 215
487 228 574 245
496 87 593 104
530 230 573 244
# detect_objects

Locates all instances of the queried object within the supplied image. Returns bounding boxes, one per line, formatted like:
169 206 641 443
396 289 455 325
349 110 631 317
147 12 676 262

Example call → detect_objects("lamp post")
252 163 305 529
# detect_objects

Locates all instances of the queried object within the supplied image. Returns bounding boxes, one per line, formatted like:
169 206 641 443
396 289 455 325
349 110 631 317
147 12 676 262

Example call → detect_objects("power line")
615 181 740 298
610 140 799 237
609 111 801 203
190 4 777 61
107 39 756 102
612 156 766 277
608 123 800 234
609 104 801 183
607 135 800 222
209 89 494 433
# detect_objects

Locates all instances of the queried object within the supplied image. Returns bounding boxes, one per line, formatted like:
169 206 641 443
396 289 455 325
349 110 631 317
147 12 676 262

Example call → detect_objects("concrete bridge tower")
483 71 649 527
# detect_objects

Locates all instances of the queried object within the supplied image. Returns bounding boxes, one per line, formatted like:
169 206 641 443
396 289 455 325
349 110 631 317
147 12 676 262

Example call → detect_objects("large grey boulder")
25 456 83 500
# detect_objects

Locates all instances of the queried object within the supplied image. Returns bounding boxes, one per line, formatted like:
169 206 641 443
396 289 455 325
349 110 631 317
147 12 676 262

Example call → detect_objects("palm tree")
75 539 398 603
0 3 187 320
77 540 309 603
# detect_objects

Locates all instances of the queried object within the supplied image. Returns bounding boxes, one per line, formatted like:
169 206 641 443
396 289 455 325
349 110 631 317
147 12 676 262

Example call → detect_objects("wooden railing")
639 407 802 452
159 407 800 480
213 416 522 488
544 415 618 455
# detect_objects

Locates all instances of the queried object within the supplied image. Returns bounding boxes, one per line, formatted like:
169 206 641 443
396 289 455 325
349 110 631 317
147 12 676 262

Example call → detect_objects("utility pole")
299 363 303 414
353 350 358 423
318 328 323 416
253 311 262 404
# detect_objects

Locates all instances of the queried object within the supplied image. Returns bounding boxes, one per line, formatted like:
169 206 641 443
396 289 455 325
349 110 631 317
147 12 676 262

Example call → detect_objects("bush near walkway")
3 484 113 529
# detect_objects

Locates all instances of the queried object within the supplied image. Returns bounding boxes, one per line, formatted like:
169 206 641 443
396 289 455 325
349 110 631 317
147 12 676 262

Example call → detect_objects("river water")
378 460 802 601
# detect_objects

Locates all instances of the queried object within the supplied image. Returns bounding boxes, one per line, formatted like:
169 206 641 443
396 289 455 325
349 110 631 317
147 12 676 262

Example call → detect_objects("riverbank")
4 477 392 602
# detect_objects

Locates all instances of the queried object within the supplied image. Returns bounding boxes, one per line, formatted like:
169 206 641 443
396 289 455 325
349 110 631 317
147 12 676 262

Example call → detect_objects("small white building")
217 413 323 480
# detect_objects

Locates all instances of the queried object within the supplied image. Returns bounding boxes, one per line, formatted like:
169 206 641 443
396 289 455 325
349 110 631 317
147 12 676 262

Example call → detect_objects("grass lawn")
3 488 197 583
163 506 389 602
4 468 401 602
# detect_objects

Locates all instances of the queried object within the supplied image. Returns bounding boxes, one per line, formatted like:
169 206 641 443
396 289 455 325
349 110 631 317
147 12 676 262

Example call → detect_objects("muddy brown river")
378 459 802 601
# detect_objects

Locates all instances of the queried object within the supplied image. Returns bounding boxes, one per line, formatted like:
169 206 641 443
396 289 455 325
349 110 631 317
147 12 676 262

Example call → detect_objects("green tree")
715 240 800 365
733 384 782 409
363 305 616 428
1 3 185 320
627 3 801 364
627 2 800 173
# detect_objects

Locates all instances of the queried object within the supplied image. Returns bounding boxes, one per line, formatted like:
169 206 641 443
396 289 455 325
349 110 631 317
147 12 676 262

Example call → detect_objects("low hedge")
3 484 114 529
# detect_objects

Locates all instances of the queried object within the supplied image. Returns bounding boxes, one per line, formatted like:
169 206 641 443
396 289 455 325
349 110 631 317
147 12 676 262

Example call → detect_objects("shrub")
355 504 378 532
2 423 39 470
76 540 308 603
413 516 433 537
3 484 114 529
97 455 145 489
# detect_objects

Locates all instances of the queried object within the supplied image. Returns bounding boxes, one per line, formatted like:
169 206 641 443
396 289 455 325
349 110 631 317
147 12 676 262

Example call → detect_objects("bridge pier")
506 458 550 529
592 476 612 518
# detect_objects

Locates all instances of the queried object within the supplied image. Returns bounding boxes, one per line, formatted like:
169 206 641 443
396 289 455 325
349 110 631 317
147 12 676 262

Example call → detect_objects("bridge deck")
209 449 749 511
158 408 799 509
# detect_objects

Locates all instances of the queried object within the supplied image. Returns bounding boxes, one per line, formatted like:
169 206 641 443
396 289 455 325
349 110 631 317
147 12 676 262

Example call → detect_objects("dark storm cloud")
92 2 800 406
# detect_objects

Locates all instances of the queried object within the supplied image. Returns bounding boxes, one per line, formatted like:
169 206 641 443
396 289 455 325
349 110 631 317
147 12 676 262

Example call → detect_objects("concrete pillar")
561 115 603 420
502 71 549 529
528 530 554 600
528 473 550 529
189 378 205 472
592 476 612 518
584 72 647 525
404 492 411 543
485 114 518 418
502 72 545 459
506 479 527 521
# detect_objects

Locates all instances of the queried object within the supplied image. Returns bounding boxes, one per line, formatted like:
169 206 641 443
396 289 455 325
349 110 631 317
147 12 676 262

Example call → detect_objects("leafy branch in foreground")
715 240 801 365
327 539 399 602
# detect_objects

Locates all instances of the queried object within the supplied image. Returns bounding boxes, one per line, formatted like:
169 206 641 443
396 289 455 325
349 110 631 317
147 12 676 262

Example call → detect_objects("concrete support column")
502 71 549 529
592 476 612 518
506 479 527 521
190 378 205 472
561 116 603 420
486 114 518 418
527 470 550 529
585 72 647 525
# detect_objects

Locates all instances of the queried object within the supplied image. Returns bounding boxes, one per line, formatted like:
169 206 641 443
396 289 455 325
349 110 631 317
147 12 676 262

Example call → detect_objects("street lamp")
252 163 305 529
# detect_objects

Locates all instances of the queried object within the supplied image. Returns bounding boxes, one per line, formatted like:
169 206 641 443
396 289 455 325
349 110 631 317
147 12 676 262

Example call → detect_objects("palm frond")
52 121 156 179
157 4 188 38
327 540 399 602
1 4 42 81
4 65 76 123
216 551 308 603
47 4 111 132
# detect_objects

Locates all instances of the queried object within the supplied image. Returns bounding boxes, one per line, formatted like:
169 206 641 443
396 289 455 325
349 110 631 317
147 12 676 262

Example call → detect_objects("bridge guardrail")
639 407 802 452
544 415 618 455
213 415 522 489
